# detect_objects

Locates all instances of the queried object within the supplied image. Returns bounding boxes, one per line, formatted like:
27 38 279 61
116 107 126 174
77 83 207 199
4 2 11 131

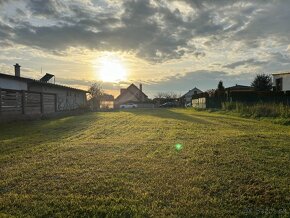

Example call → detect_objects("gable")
184 88 202 97
115 83 148 103
115 90 139 104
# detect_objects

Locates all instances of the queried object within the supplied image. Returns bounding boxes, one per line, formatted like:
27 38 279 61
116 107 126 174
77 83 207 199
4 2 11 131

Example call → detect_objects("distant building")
225 84 254 92
272 72 290 92
0 64 87 111
114 84 148 108
100 93 114 109
181 87 202 106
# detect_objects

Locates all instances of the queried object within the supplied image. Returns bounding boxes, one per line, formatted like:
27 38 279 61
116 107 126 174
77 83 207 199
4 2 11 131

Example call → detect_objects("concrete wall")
273 74 290 91
192 97 206 109
29 85 87 111
0 78 27 90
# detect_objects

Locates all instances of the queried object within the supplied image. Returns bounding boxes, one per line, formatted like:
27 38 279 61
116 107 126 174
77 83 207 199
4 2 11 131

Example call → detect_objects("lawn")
0 109 289 217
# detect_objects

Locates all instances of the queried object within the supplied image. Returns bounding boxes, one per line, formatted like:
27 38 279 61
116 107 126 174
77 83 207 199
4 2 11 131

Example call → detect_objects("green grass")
221 102 290 124
0 109 289 217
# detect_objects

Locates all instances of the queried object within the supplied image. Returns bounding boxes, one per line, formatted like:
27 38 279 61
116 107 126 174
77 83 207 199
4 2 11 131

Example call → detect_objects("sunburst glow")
98 55 127 82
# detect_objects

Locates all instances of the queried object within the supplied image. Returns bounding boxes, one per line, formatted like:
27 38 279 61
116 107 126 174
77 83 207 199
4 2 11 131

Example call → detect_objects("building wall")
28 85 87 111
114 85 148 108
0 78 27 90
273 74 290 91
114 91 139 108
192 97 206 108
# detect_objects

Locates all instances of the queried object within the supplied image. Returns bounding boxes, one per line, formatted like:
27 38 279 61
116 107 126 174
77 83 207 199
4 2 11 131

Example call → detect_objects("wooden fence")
0 88 56 116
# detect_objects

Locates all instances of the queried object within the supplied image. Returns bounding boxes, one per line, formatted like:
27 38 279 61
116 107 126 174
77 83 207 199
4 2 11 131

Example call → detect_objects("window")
276 78 283 91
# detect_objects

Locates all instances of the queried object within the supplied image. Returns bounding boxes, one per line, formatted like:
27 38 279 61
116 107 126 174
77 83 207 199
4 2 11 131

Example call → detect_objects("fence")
192 91 290 109
0 88 56 117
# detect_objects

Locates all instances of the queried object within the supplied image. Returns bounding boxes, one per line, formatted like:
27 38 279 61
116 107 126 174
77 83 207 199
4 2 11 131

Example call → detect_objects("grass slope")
0 109 289 217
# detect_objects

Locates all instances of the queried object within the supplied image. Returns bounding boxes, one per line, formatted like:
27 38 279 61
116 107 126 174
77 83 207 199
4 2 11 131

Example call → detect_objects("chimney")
139 83 142 92
14 63 21 77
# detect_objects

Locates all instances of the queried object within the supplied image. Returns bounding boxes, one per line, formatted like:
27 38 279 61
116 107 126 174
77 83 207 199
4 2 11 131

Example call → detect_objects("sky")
0 0 290 97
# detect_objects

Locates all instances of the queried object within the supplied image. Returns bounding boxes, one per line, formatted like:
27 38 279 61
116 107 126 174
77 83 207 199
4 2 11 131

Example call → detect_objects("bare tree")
154 92 166 99
88 83 104 110
155 92 180 99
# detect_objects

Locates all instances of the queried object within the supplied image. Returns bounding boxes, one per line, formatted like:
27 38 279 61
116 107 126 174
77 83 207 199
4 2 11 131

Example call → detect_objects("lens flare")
175 143 183 151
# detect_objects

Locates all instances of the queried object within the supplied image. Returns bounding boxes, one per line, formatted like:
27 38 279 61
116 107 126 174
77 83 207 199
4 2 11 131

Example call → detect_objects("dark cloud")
194 51 206 59
270 52 290 64
0 0 289 64
26 0 65 17
145 70 254 96
0 20 13 39
234 1 290 45
224 58 267 69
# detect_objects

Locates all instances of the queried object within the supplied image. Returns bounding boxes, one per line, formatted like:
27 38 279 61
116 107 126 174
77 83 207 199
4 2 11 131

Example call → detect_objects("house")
181 87 202 106
100 93 114 109
114 84 149 108
225 84 254 92
272 72 290 92
224 84 255 102
0 64 87 111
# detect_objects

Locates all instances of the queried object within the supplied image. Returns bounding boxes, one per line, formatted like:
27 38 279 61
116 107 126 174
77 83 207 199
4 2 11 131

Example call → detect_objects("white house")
272 72 290 92
182 87 203 106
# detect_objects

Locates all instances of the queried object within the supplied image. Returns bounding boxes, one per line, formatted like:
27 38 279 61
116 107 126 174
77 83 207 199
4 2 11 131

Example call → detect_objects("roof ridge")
0 72 87 92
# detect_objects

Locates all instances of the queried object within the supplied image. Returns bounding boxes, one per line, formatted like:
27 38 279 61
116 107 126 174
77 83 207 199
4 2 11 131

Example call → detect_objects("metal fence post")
22 90 26 115
0 88 2 116
54 94 57 112
40 93 44 114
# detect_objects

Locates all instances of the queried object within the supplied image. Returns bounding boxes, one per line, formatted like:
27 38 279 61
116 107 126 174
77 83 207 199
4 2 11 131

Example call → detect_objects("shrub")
222 102 290 118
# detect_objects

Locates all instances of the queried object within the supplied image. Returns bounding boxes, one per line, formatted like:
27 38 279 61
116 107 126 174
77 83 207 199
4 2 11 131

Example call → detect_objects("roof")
101 93 114 101
182 87 202 98
225 84 254 91
0 73 88 93
115 83 148 101
272 72 290 76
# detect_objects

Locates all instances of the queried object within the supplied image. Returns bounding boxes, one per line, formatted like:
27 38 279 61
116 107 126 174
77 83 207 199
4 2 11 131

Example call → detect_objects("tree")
206 89 216 97
217 80 225 92
88 83 104 110
154 92 180 99
251 74 272 91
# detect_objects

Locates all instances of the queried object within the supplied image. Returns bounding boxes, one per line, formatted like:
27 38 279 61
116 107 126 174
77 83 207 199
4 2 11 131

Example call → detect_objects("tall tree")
251 74 272 91
88 83 104 110
217 80 225 92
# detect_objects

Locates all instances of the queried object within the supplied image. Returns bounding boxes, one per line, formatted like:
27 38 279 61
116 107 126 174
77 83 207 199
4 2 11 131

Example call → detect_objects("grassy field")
0 109 289 217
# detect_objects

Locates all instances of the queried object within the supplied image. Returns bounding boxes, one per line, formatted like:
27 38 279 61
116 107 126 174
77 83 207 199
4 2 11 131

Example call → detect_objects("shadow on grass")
0 112 96 154
127 108 211 124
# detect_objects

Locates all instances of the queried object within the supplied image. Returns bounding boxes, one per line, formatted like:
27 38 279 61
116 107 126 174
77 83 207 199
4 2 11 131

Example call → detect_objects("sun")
98 55 127 82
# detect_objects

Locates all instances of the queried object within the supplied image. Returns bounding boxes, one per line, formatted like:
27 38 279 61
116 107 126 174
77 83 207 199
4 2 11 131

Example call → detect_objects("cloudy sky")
0 0 290 97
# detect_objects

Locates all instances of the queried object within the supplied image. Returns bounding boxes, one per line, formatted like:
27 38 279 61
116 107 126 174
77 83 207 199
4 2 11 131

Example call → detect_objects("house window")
276 78 283 91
